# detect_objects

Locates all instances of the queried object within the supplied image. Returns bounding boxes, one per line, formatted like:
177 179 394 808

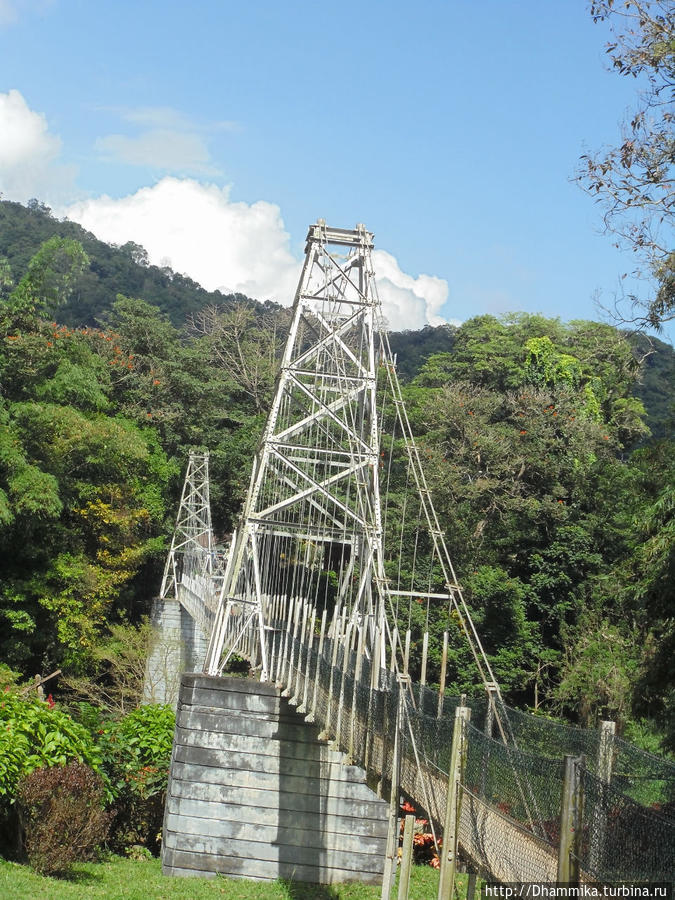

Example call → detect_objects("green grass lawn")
0 855 465 899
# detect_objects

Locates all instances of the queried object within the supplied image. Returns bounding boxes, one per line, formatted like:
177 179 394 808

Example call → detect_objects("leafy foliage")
0 308 173 670
555 616 638 725
64 621 157 716
576 0 675 329
0 199 259 326
0 690 101 801
391 313 673 735
97 705 175 853
0 226 672 750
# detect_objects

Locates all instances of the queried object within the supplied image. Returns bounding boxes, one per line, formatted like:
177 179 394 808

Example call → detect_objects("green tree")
555 615 638 726
619 442 675 744
396 314 654 709
0 303 171 670
576 0 675 329
2 237 88 331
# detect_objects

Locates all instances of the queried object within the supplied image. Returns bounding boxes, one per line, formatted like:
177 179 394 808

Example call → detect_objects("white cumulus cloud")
373 249 450 330
2 94 450 329
62 177 301 303
0 89 76 203
62 177 451 329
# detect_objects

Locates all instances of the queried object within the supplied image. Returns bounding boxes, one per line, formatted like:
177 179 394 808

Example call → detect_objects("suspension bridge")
151 222 675 894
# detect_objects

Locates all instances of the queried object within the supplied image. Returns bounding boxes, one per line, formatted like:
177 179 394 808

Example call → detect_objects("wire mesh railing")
576 765 675 881
611 733 675 808
235 596 675 884
415 688 675 804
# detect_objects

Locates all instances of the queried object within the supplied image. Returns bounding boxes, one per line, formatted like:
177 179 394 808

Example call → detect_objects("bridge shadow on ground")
278 878 345 899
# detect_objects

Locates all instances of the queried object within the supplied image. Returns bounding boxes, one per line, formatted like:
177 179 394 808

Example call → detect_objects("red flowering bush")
400 799 440 868
97 704 175 854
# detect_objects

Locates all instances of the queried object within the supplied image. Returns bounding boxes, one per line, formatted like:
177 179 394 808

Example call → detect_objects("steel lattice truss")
203 222 505 708
161 451 221 636
204 223 390 677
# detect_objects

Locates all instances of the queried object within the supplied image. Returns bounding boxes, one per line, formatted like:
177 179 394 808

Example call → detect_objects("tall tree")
576 0 674 329
397 314 654 711
2 237 88 331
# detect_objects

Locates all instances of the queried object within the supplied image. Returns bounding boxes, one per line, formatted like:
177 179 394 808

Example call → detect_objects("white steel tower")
204 222 388 678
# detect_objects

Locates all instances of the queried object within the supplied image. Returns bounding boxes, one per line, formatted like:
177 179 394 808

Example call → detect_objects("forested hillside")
389 323 673 442
0 213 672 752
0 199 257 325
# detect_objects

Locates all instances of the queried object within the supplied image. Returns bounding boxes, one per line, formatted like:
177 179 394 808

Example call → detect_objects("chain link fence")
576 765 675 881
262 613 674 884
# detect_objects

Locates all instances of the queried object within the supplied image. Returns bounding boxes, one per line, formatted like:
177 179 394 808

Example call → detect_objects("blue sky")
0 0 669 337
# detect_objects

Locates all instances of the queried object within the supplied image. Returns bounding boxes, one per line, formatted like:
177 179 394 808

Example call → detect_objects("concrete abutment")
162 673 388 885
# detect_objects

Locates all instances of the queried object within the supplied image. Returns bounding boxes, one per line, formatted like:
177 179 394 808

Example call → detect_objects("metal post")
557 755 584 883
437 631 448 719
275 594 289 683
318 604 343 741
290 598 309 704
420 631 429 685
282 597 302 697
333 623 353 751
348 620 367 762
296 605 316 714
276 594 294 688
365 624 381 772
419 630 429 708
589 720 615 873
403 628 411 676
381 675 408 900
437 705 471 900
306 607 327 723
398 813 415 900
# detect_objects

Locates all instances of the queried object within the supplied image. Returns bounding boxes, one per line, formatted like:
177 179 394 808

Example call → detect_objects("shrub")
100 704 175 853
16 762 111 875
0 689 102 801
63 621 157 716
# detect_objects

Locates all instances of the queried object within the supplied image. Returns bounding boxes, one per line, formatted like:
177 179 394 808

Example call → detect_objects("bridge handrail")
260 611 674 883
